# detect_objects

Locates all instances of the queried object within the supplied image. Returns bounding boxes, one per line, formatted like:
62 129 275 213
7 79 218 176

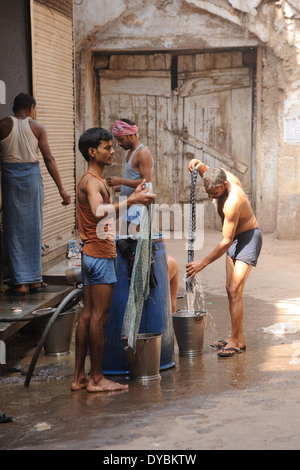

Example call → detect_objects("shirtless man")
71 127 155 392
186 159 262 357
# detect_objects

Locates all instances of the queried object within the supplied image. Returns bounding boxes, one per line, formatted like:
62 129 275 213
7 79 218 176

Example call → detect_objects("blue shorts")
81 253 117 285
227 228 263 267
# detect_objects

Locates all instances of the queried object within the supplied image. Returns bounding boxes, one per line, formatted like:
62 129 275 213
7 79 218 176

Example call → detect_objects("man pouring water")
186 159 262 357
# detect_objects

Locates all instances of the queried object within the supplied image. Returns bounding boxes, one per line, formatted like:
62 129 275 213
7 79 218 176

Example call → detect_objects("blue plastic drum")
102 235 175 374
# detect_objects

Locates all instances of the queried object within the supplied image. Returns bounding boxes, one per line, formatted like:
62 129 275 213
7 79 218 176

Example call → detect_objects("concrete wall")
74 0 300 240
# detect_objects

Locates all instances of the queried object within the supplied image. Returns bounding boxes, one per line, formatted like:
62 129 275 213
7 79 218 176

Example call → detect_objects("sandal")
29 281 48 293
210 339 228 350
0 412 13 423
5 288 26 296
211 340 246 351
217 347 243 357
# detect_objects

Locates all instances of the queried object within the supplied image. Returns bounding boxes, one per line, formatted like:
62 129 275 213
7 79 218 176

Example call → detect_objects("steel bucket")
172 310 207 356
65 266 82 284
122 333 162 383
34 307 76 356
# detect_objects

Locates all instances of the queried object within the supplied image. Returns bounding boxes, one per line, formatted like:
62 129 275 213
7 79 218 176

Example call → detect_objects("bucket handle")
123 336 157 354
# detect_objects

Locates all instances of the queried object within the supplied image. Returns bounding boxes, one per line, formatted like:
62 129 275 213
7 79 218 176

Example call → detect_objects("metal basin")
122 333 162 383
172 310 207 357
34 307 76 357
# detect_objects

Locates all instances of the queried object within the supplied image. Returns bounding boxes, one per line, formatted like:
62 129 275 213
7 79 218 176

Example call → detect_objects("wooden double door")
99 51 254 227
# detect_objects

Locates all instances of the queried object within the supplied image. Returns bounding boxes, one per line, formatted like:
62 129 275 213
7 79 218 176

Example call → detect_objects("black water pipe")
24 287 83 387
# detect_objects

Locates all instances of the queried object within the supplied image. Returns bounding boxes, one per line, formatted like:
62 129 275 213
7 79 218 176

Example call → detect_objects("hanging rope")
186 166 198 293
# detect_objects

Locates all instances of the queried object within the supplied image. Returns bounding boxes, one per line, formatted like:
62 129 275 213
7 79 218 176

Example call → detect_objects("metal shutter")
31 0 75 248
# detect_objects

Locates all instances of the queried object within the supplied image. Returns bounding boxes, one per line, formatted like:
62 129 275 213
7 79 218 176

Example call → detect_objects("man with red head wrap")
107 119 153 235
109 119 179 313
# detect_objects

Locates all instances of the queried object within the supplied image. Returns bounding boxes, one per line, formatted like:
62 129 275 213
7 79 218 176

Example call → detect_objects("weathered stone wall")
74 0 300 239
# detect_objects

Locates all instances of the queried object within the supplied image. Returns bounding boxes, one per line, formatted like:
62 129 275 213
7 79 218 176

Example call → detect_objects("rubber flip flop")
217 347 243 357
5 288 26 297
0 412 13 423
210 339 228 350
211 340 246 351
29 281 48 293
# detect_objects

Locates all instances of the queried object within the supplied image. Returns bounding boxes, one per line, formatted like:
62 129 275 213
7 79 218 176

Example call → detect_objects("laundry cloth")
121 185 154 352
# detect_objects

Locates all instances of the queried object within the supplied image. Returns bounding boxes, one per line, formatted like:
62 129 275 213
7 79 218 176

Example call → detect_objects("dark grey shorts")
227 228 263 267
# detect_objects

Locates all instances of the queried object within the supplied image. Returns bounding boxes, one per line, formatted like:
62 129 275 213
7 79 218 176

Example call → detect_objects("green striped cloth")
122 191 153 352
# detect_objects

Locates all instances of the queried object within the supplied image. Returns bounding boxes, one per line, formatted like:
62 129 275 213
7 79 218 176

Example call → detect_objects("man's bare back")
218 171 259 236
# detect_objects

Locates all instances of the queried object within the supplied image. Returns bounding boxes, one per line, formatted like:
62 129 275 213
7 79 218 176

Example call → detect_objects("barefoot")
70 378 88 391
87 377 129 393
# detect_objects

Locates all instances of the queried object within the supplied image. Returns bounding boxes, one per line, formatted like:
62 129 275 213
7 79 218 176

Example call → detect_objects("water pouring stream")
172 165 208 356
185 165 204 315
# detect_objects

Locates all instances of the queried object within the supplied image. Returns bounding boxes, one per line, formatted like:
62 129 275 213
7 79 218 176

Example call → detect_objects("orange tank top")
77 172 117 259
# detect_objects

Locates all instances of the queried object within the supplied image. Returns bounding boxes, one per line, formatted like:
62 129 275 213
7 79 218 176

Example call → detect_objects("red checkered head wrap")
112 120 138 137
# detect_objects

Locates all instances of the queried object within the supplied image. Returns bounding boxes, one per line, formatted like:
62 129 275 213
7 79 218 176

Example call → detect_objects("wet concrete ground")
1 230 300 450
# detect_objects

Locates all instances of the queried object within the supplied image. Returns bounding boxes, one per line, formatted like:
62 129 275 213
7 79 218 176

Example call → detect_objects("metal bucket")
34 307 76 356
172 310 207 356
65 266 82 284
122 333 162 383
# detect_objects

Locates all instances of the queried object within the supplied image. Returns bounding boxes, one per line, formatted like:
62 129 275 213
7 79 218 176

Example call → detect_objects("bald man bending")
186 159 262 357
